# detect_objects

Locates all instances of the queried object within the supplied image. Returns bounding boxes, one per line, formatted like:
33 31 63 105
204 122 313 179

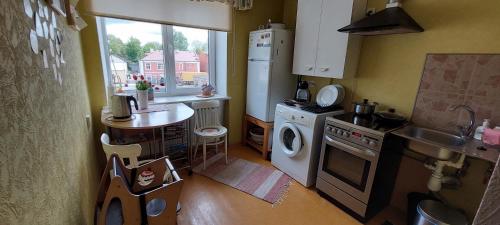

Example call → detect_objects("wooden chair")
101 133 153 169
191 100 228 169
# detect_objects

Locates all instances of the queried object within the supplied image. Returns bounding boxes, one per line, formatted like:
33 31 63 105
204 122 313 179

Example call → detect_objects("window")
97 17 217 96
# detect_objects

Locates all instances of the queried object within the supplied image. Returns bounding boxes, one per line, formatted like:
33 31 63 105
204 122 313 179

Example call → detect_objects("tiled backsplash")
412 54 500 133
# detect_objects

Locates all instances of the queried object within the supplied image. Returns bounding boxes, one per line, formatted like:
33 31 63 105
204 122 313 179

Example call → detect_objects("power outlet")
85 114 91 130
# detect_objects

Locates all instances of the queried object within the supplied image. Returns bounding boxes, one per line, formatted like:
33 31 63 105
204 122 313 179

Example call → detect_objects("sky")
105 18 208 46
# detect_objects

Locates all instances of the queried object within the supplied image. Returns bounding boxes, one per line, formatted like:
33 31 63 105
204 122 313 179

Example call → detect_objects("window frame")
157 63 164 70
97 17 216 97
145 62 152 70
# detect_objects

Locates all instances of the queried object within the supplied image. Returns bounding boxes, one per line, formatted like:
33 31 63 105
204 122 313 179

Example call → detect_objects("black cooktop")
283 99 343 114
333 112 406 132
301 104 343 114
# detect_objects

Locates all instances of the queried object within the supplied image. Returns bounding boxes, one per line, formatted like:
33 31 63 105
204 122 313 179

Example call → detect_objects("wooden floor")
177 145 405 225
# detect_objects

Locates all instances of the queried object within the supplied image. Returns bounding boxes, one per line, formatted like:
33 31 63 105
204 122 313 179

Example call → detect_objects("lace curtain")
192 0 253 10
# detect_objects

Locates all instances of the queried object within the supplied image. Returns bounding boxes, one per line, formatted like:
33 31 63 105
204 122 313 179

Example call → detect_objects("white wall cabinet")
292 0 366 79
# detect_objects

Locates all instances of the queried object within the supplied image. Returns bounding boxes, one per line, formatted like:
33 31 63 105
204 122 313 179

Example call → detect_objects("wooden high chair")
94 154 182 225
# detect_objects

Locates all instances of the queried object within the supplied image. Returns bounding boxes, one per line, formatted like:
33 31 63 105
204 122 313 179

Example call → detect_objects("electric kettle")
111 94 138 119
295 81 311 103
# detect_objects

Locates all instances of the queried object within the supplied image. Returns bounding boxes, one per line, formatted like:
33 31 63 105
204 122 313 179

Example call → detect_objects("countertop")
392 126 500 163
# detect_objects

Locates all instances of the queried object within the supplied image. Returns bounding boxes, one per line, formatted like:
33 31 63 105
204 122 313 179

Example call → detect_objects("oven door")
318 134 379 204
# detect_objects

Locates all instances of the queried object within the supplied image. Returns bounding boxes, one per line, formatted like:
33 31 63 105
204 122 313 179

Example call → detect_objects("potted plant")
136 78 149 110
201 84 214 97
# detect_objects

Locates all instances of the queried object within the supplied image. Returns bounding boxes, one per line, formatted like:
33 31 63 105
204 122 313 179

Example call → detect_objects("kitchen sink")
405 126 466 147
393 125 465 160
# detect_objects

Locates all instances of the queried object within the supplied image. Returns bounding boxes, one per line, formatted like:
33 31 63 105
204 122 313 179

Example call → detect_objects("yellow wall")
225 0 285 143
0 1 100 224
80 14 109 168
283 0 500 219
285 0 500 116
355 0 500 116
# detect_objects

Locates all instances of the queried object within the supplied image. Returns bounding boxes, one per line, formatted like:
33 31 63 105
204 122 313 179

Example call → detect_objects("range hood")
338 0 423 35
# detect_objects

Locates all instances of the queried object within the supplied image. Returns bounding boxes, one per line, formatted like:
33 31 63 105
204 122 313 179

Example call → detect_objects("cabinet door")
292 0 323 76
315 0 353 78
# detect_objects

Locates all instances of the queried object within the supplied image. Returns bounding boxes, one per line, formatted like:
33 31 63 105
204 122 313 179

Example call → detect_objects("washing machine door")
278 122 302 157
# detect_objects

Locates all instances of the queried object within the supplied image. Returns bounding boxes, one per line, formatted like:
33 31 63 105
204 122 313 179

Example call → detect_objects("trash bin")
407 192 440 225
414 200 468 225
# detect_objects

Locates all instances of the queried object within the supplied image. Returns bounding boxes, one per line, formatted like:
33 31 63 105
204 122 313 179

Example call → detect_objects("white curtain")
192 0 253 10
79 0 232 31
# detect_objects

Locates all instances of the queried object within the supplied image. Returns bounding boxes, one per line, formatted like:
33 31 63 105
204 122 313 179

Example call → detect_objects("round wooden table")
101 103 195 159
101 103 194 129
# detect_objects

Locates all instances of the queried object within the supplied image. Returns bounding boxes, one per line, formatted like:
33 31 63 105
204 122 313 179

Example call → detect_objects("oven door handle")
324 135 377 160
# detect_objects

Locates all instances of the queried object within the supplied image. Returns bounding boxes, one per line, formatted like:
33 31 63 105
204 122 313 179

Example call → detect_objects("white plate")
316 84 345 107
196 94 214 98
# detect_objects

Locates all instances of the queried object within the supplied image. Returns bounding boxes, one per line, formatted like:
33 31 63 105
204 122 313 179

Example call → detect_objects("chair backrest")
100 133 142 168
191 100 221 129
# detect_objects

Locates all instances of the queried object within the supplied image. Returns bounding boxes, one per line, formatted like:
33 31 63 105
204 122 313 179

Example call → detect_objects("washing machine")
271 103 344 187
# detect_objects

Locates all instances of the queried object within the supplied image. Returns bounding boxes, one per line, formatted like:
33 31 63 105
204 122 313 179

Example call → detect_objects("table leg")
187 119 192 173
262 126 270 159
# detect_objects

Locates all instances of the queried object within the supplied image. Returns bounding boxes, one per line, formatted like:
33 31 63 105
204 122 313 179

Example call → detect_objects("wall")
354 0 500 117
226 0 285 143
283 0 500 219
473 157 500 225
284 0 500 116
0 0 99 224
80 14 108 168
414 54 500 131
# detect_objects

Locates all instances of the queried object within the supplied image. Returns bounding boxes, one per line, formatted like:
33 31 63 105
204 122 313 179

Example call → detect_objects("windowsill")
149 94 231 105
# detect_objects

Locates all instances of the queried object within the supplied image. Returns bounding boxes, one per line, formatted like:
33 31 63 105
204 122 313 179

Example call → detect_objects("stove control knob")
326 127 332 132
361 138 369 144
369 140 377 147
342 132 350 137
336 130 343 135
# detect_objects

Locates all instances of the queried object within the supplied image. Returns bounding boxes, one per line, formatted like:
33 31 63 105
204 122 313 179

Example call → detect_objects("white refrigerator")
246 28 296 122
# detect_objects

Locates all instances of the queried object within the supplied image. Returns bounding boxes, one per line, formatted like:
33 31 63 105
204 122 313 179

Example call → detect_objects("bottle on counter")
474 119 490 140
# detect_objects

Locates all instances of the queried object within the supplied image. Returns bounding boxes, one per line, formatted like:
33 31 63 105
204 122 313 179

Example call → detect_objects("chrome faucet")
448 105 475 139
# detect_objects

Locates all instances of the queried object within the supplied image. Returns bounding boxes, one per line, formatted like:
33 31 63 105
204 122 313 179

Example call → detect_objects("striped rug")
192 153 292 204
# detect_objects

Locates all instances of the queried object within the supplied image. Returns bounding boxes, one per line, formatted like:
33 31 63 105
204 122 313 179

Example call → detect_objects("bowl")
249 128 264 144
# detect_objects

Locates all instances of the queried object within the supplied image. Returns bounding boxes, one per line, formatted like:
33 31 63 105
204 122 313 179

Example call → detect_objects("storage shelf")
242 115 273 159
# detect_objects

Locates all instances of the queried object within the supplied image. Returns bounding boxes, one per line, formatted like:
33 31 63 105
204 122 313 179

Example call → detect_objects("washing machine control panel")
276 108 313 127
